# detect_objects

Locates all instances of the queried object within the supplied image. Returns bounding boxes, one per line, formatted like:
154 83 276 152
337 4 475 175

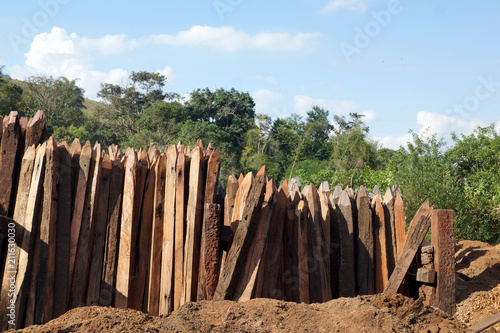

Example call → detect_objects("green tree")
299 106 333 160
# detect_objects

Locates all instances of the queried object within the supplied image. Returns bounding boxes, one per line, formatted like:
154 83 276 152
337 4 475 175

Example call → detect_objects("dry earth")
7 240 499 333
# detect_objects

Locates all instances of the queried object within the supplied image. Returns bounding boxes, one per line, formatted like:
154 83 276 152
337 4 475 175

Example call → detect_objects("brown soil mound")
455 240 500 331
9 294 465 333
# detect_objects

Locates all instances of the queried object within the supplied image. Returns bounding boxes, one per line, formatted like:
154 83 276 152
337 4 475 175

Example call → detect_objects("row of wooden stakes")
0 110 437 330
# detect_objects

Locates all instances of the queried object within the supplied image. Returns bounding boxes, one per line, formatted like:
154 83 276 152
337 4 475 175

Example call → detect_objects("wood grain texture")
384 206 433 294
115 148 138 308
214 166 267 301
356 185 374 295
233 180 275 301
24 110 45 151
197 203 221 301
431 210 455 315
0 111 21 217
220 174 238 274
159 145 177 315
328 193 340 299
100 151 124 307
181 146 204 304
173 152 187 311
394 191 406 259
230 172 253 235
0 145 35 331
15 142 46 329
296 199 310 304
383 187 397 276
86 154 112 306
337 190 356 297
373 194 389 294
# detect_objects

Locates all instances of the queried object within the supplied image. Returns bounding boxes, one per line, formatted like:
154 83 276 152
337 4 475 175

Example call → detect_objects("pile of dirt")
8 239 499 333
9 294 465 333
455 240 500 331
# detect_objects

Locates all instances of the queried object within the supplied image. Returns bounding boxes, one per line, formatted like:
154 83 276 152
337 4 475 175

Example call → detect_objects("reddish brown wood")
328 193 339 299
86 154 112 306
356 185 374 295
148 154 166 315
384 206 433 294
181 146 204 304
296 199 309 304
220 174 238 274
394 191 406 259
233 180 275 301
24 110 45 152
100 151 124 307
0 111 21 217
160 145 177 315
431 210 455 315
230 172 253 235
204 149 221 205
197 203 222 301
214 166 267 301
373 194 389 293
173 152 187 311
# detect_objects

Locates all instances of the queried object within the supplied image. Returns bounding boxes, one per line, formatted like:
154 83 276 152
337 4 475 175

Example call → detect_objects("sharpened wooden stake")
356 185 374 295
394 191 406 258
173 152 187 311
338 190 356 297
373 194 389 293
383 187 397 275
296 199 310 304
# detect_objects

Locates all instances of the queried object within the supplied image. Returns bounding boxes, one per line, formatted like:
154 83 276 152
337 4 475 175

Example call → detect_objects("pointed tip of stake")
358 185 368 198
228 174 238 183
257 165 267 178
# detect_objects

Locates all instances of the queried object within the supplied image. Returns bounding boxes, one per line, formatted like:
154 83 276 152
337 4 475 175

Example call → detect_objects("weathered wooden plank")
220 174 238 274
24 110 45 152
86 153 112 306
373 194 389 293
100 151 124 307
204 149 221 205
468 312 500 333
147 154 165 315
14 142 46 329
384 206 433 294
305 184 331 302
394 191 406 258
356 185 374 295
129 154 157 311
327 193 339 299
332 184 343 204
0 111 21 217
254 186 286 299
238 173 244 185
230 172 253 235
289 176 301 194
282 182 299 302
197 203 222 301
431 210 455 315
69 143 102 309
319 190 331 289
296 199 309 304
337 190 356 297
68 141 92 295
159 145 177 314
233 180 275 301
115 148 138 308
0 145 35 331
181 146 205 304
173 152 187 311
383 187 397 275
214 166 267 301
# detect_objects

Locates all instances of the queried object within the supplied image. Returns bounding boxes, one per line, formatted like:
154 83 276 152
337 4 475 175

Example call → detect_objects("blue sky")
1 0 499 149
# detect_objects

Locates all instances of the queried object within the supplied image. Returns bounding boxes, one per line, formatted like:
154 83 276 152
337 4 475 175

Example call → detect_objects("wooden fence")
0 111 455 330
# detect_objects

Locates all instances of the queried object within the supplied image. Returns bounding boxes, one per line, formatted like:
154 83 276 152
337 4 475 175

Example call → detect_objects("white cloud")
253 89 283 114
373 111 484 149
157 66 178 85
9 27 175 99
255 75 277 84
319 0 367 14
146 26 319 52
293 95 360 115
361 110 377 123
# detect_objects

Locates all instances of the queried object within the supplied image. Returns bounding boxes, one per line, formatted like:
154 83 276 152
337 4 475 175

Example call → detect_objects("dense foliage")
0 69 498 243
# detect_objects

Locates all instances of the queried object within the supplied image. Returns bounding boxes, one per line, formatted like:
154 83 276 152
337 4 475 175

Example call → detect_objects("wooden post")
214 166 267 301
384 204 434 294
220 175 238 274
337 190 356 297
160 145 177 314
254 186 286 299
173 152 187 311
148 154 166 315
0 111 21 217
204 149 221 205
100 150 124 307
383 187 397 275
284 184 301 302
296 199 310 304
181 146 204 304
86 153 112 306
24 110 45 151
328 193 339 299
197 203 222 301
68 141 92 296
394 191 406 258
14 142 46 329
373 194 388 293
115 148 138 308
0 145 35 331
356 185 374 295
69 143 102 309
233 180 275 301
230 172 253 235
431 210 455 315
